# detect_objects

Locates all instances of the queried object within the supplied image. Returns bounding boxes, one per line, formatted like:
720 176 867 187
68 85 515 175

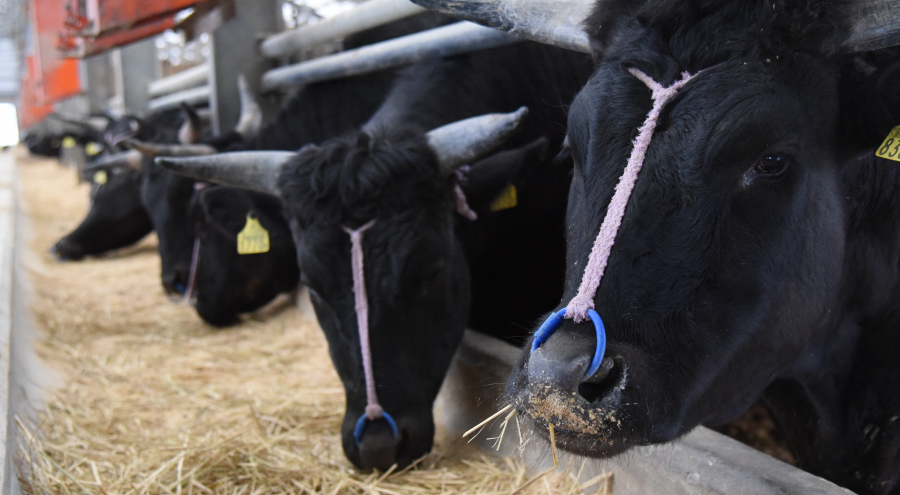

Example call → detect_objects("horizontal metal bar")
147 85 211 111
410 0 900 53
409 0 589 53
147 63 210 97
262 21 519 90
261 0 426 58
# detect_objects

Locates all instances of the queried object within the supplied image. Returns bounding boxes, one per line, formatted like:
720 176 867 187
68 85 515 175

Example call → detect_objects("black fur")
187 187 299 326
52 168 152 260
506 1 900 493
276 41 591 471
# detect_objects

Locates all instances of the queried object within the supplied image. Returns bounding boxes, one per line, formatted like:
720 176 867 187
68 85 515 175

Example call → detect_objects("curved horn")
234 74 263 137
178 103 203 144
125 139 217 158
427 107 529 175
82 150 144 174
154 151 293 195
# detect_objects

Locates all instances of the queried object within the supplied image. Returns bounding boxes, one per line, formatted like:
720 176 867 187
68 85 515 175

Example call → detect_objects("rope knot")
365 404 384 420
565 294 595 323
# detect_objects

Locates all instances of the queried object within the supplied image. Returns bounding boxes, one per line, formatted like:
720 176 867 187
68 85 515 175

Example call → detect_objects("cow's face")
279 131 471 471
54 168 152 261
140 158 198 297
510 54 853 456
187 187 300 326
153 109 531 470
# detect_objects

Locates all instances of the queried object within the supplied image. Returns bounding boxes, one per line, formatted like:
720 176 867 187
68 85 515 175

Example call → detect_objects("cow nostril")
577 357 622 403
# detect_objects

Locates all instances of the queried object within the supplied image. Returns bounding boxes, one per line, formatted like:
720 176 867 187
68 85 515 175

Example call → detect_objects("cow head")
508 0 900 470
186 186 300 326
156 109 532 470
53 168 153 261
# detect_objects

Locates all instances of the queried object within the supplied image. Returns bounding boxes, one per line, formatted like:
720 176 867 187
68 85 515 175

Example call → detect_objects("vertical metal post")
109 48 126 115
82 53 116 114
120 37 159 116
208 0 281 135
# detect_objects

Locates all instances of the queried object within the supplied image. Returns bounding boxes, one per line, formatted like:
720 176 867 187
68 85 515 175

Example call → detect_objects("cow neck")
565 68 698 323
342 220 399 444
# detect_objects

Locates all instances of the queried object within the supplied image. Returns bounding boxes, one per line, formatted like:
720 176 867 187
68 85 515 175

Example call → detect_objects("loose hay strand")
15 152 601 495
463 404 513 439
508 424 558 495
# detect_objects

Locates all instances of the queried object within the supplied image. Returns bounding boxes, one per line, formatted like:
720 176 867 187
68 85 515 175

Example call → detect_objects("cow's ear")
841 48 900 149
460 137 549 209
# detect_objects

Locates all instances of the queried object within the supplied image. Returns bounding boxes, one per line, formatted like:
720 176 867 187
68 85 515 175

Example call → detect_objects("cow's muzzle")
520 322 627 441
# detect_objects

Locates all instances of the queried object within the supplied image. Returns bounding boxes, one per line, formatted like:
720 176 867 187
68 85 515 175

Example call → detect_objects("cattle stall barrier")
146 63 212 112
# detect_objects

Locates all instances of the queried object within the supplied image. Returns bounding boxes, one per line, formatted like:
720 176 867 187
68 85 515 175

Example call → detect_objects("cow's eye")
754 154 792 176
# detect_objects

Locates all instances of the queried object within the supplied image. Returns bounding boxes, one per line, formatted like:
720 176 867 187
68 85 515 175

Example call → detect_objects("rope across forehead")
531 68 700 376
342 220 399 444
566 68 699 322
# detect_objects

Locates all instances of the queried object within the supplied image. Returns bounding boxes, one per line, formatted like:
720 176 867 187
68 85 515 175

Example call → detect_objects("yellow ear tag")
877 125 900 162
62 136 76 148
490 184 518 212
85 141 102 156
237 214 270 255
93 170 108 185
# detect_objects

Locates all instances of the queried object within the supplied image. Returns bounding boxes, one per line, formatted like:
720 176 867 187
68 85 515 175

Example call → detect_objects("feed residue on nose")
525 384 619 436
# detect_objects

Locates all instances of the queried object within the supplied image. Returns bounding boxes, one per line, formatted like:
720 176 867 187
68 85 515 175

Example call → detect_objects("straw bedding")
14 152 612 495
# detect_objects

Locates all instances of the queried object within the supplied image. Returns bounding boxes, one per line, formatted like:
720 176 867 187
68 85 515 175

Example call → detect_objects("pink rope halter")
565 68 698 323
342 220 399 444
531 68 699 378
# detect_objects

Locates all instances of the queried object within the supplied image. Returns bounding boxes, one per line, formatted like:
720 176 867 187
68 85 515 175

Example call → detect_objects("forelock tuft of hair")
584 0 853 65
278 127 450 226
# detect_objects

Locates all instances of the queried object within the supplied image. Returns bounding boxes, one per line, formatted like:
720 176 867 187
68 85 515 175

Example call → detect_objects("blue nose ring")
353 411 399 446
530 308 607 379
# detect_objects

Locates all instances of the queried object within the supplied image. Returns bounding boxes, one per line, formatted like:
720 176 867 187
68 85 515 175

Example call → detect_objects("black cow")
53 168 152 261
23 114 106 158
186 186 299 326
129 13 454 321
158 41 592 471
504 1 900 493
53 108 193 261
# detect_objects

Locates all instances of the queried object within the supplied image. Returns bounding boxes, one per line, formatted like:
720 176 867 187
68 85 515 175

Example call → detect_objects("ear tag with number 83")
237 213 270 255
877 126 900 162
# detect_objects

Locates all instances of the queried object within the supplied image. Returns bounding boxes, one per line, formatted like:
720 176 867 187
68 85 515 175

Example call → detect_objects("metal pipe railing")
147 63 210 98
260 0 426 58
147 85 211 111
262 21 519 90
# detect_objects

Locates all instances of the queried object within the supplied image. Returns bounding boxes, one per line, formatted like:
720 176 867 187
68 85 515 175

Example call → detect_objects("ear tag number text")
877 126 900 162
491 184 518 212
237 213 270 255
93 170 108 185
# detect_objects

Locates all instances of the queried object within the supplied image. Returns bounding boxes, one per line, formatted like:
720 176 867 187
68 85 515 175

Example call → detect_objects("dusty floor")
14 151 608 494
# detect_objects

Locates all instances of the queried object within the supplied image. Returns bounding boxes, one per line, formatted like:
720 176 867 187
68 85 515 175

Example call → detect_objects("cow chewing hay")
14 153 608 495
